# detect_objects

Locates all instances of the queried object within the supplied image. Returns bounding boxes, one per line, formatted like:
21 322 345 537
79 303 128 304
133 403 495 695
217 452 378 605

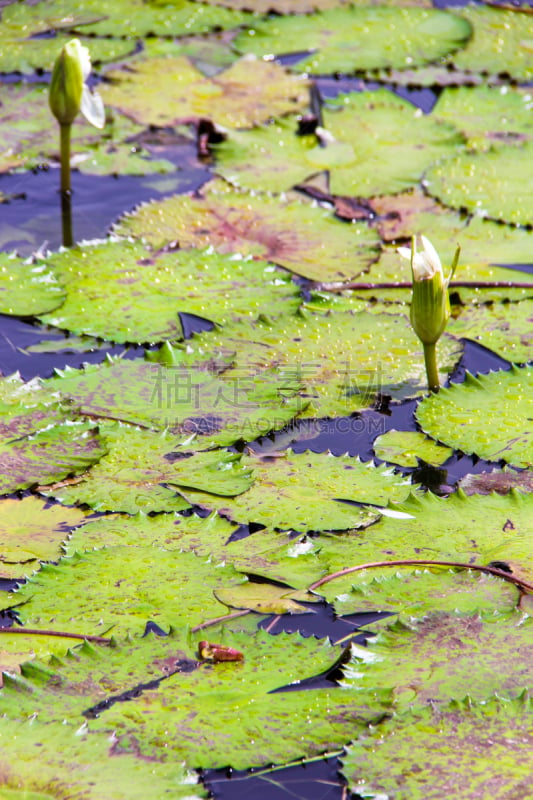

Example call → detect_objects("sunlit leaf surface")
215 90 463 196
235 6 471 73
0 253 65 316
373 429 453 467
38 240 301 342
341 695 533 800
114 179 380 282
417 367 533 467
102 56 309 128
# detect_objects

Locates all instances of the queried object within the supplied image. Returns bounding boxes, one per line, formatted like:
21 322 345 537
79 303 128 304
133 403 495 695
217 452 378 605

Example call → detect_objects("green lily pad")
215 90 464 197
64 510 238 557
178 449 416 532
182 308 463 416
416 366 533 468
0 84 176 176
448 5 533 82
234 6 471 74
448 300 533 364
341 694 533 800
46 357 305 447
0 496 88 579
114 179 380 282
435 85 533 151
43 424 253 514
0 1 135 74
0 253 65 316
0 718 203 799
0 398 106 495
342 610 532 707
102 56 309 128
38 239 300 343
0 547 248 637
203 0 364 11
214 582 319 614
425 142 533 226
373 430 453 467
320 567 519 619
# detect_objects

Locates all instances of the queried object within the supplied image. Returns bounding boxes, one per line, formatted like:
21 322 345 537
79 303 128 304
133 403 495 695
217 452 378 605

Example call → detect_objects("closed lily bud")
398 235 459 346
49 39 105 128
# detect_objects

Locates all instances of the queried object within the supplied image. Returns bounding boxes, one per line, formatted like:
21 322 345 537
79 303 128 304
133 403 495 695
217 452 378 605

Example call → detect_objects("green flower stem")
423 341 440 392
59 122 73 247
59 123 71 193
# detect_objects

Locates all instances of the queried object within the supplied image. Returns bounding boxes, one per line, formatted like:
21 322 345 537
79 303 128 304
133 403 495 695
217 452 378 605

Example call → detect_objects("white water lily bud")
398 235 460 346
49 39 105 128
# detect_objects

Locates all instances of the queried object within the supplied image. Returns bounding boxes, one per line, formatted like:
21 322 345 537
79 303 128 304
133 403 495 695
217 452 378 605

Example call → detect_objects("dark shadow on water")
0 159 211 256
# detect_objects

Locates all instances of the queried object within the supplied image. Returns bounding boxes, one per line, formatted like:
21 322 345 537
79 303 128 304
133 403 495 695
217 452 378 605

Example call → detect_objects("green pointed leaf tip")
416 366 533 467
341 694 533 800
235 6 472 73
39 240 301 343
215 90 464 197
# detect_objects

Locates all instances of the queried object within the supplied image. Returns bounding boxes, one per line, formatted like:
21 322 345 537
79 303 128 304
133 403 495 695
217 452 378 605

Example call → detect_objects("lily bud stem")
59 123 73 246
423 342 440 393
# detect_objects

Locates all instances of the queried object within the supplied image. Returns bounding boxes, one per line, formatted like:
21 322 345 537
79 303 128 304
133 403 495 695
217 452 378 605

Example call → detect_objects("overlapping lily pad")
342 610 532 707
425 142 533 226
448 300 533 364
43 424 253 514
447 5 533 82
4 0 250 41
0 496 87 579
416 367 533 467
182 308 463 416
373 429 453 467
341 694 533 800
0 718 203 799
64 510 238 557
434 85 533 152
0 547 248 637
215 90 464 197
46 357 305 447
0 1 135 73
177 449 415 532
0 253 65 315
38 239 301 342
458 467 533 496
234 6 471 74
102 56 309 129
321 567 519 619
114 179 380 282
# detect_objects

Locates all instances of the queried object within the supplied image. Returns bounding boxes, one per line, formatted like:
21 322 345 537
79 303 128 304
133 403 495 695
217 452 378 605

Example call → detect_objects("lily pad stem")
423 342 440 393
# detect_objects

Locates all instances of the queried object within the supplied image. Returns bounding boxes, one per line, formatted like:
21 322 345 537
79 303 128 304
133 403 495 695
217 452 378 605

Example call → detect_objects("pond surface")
0 1 532 798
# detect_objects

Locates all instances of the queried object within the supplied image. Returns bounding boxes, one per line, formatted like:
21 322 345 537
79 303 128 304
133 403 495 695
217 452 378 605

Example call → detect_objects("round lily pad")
373 429 453 467
215 90 464 197
425 142 533 226
234 6 471 74
178 449 416 532
38 239 301 343
341 694 533 800
447 5 533 82
448 299 533 364
102 56 309 129
114 180 380 282
0 253 65 316
416 366 533 468
183 308 463 416
434 85 533 151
